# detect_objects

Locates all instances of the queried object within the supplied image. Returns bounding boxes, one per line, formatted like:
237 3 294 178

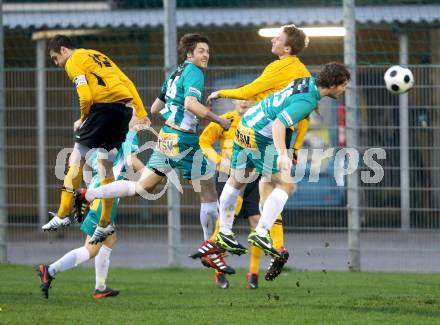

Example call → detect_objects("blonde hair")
282 24 309 55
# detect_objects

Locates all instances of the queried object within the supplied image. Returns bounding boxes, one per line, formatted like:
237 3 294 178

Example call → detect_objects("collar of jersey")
310 77 321 101
184 60 203 72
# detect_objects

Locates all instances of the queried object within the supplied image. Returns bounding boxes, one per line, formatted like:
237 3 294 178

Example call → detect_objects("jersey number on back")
245 103 266 127
166 76 180 100
89 54 112 87
165 63 186 101
89 54 112 68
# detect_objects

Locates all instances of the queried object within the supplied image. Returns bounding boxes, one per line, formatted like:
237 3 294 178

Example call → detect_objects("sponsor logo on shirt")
156 132 180 156
234 125 257 149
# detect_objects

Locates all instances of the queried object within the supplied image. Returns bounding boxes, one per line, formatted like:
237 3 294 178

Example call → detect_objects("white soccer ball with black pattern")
384 65 414 95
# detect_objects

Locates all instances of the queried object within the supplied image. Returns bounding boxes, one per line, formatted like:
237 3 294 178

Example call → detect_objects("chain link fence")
3 65 439 271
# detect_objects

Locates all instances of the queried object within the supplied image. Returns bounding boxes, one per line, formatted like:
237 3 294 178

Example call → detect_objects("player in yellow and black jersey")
42 35 149 245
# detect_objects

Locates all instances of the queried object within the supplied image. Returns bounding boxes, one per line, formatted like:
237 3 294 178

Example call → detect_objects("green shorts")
147 125 214 180
80 199 119 237
231 123 279 175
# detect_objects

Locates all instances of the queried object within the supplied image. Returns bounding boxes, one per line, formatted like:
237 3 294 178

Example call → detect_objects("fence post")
163 0 181 267
0 0 7 263
344 0 361 271
399 33 410 230
36 38 47 228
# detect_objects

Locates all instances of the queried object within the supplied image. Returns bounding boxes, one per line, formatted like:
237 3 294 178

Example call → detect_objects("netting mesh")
2 1 440 270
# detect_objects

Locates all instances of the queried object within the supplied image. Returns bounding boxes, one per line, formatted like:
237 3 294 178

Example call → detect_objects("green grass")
0 264 439 324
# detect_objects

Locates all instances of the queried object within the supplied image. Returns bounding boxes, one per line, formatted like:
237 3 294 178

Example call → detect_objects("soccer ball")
384 65 414 95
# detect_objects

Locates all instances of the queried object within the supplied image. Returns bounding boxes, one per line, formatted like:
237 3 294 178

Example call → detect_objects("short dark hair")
316 62 351 88
178 33 210 61
48 34 76 53
282 25 308 55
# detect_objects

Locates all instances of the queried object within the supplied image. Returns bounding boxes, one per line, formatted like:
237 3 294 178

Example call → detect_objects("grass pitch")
0 264 439 324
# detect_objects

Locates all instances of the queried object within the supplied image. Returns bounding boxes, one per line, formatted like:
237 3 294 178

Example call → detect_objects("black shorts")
216 173 261 219
75 103 132 151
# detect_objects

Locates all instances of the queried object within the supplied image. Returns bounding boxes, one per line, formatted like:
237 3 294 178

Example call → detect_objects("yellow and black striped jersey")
65 48 147 120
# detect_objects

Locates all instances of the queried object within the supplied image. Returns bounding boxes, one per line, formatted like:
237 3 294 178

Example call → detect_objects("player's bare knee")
137 168 163 192
226 175 245 191
259 179 274 203
69 149 83 167
137 176 157 192
85 243 100 258
103 233 117 248
280 182 296 195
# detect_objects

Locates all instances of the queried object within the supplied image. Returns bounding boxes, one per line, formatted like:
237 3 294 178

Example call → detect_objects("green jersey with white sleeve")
232 76 320 174
240 76 320 143
159 61 204 133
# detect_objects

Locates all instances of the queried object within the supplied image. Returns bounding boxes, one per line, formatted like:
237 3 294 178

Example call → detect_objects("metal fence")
4 65 440 272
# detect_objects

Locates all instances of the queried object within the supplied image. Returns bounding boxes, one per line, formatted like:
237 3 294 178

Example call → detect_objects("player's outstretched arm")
184 96 231 130
206 91 219 105
216 63 278 101
65 59 93 121
150 98 165 115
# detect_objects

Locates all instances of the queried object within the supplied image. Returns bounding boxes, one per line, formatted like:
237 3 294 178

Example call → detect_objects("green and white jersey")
159 60 204 133
237 77 320 145
88 130 139 190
